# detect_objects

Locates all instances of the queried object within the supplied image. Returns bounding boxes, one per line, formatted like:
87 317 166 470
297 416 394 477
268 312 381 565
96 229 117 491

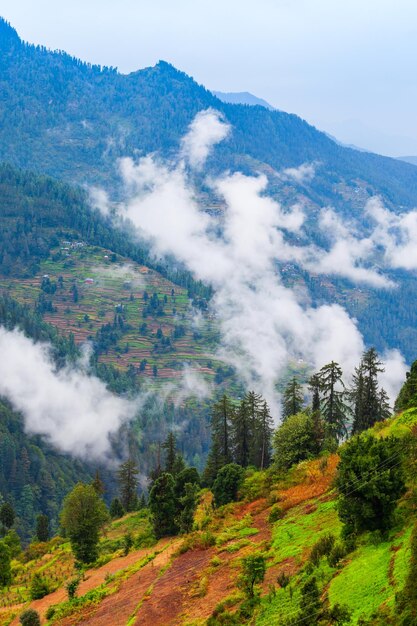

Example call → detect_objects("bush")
268 504 283 524
277 571 290 589
66 577 80 600
19 609 41 626
328 541 347 568
213 464 245 507
309 533 336 566
30 573 50 600
45 606 56 620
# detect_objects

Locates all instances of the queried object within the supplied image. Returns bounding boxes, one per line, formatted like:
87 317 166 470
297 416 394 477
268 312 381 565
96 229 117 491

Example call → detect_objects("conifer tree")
258 401 274 469
351 348 387 434
232 398 251 467
0 502 15 534
91 470 105 496
117 459 139 512
317 361 348 440
245 391 264 467
282 377 304 420
162 432 185 476
148 472 177 538
204 395 234 483
308 374 322 414
35 514 49 543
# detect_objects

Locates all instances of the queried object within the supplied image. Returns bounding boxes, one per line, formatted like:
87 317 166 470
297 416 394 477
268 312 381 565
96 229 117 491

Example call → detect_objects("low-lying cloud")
93 109 409 413
0 327 137 460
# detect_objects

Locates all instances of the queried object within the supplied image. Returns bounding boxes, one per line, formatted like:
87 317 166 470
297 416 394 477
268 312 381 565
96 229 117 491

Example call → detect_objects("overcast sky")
2 0 417 157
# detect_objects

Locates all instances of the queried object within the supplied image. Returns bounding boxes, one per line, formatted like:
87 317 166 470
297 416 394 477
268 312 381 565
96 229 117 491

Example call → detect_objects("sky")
2 0 417 156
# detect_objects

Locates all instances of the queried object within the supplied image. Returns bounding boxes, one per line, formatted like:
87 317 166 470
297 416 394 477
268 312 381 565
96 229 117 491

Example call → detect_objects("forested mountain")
1 17 417 211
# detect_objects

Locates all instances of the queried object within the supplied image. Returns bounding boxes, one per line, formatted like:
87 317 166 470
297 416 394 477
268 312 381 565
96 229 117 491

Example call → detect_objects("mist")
0 327 137 460
98 109 410 413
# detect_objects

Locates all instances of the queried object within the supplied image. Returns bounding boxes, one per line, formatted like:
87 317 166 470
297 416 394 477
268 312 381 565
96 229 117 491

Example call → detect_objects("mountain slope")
2 17 417 211
212 90 275 110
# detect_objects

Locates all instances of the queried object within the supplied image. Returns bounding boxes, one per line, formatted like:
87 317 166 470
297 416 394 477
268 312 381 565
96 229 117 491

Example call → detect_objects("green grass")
328 539 394 623
271 499 341 564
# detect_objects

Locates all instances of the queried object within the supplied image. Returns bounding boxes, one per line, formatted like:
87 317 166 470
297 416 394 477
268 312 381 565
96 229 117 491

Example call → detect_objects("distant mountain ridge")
212 90 275 110
1 16 417 211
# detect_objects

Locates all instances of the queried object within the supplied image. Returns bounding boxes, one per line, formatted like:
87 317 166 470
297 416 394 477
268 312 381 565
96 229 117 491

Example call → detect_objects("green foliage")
65 577 81 600
317 361 349 440
122 532 134 556
0 502 15 531
149 472 178 538
19 609 41 626
238 553 266 599
396 359 417 412
60 483 109 563
282 377 304 420
35 513 50 542
212 463 245 507
176 483 199 534
109 497 125 519
29 572 50 600
3 529 21 557
117 460 139 512
397 522 417 624
273 412 318 470
0 540 12 587
336 434 406 535
309 533 336 566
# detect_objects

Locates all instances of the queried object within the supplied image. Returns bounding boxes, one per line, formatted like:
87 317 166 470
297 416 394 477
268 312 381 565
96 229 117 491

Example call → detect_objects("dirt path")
56 541 180 626
8 540 173 625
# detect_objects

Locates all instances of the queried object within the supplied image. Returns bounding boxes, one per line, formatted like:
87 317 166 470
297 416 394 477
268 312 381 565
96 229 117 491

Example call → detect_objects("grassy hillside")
1 409 416 626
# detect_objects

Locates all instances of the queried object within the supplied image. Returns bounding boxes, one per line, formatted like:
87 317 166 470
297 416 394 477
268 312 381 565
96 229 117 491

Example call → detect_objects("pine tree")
149 473 177 538
91 470 105 496
308 374 321 414
317 361 348 440
211 394 234 465
282 377 304 420
232 398 251 467
377 388 391 422
35 514 49 542
162 432 185 476
117 459 139 512
109 498 125 519
0 540 11 587
351 348 386 434
246 391 264 467
258 401 274 469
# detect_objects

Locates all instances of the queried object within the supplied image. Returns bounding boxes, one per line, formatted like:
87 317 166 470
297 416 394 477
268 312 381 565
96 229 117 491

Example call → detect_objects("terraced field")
0 242 222 383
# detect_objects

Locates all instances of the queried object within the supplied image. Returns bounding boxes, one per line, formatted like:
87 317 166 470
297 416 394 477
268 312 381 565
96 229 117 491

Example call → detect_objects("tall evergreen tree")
317 361 348 440
309 374 322 415
162 432 185 475
35 514 49 543
148 472 177 538
351 348 387 434
211 394 234 465
258 401 274 469
232 398 251 467
117 459 139 512
282 377 304 420
245 391 264 467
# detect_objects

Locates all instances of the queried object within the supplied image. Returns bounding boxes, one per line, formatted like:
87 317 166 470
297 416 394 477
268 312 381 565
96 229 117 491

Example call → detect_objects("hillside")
2 17 417 212
1 406 416 626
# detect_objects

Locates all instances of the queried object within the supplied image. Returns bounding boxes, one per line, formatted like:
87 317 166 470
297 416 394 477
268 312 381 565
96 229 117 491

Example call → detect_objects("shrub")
238 553 266 599
30 573 50 600
19 609 41 626
268 504 283 524
277 571 290 589
328 541 347 568
273 412 317 470
309 533 336 566
66 577 80 600
45 607 56 620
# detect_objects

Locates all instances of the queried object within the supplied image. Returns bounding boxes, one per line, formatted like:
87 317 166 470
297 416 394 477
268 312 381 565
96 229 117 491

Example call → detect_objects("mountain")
212 90 275 110
2 17 417 211
398 156 417 166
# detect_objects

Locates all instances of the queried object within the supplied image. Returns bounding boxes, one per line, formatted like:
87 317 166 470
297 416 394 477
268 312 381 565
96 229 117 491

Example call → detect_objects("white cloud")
180 108 230 169
0 328 136 460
